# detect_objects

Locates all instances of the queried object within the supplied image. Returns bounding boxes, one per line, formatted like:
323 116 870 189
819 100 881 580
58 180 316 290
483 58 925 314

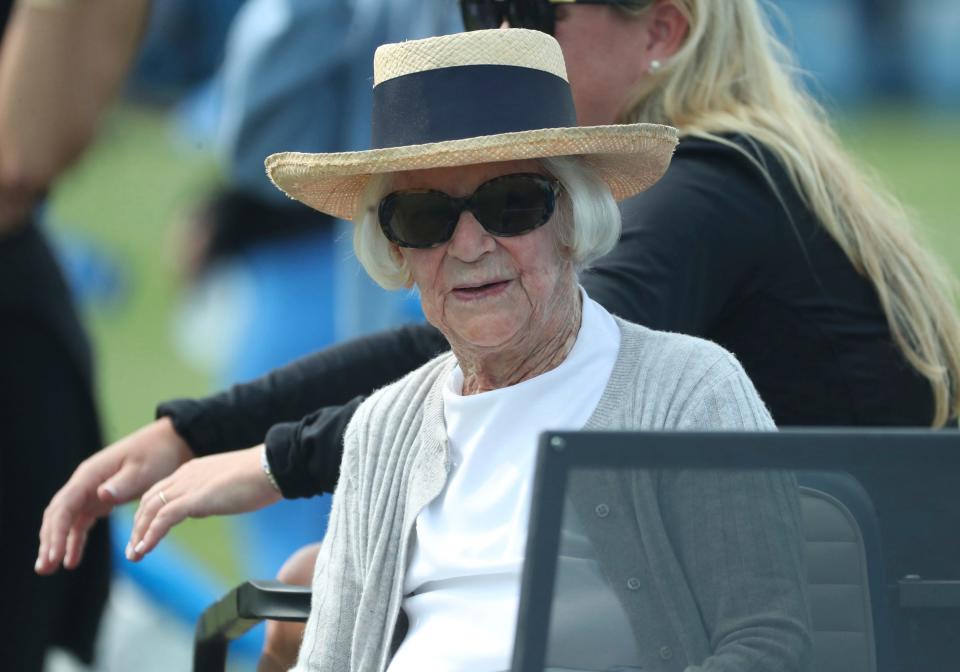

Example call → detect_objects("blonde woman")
39 1 960 668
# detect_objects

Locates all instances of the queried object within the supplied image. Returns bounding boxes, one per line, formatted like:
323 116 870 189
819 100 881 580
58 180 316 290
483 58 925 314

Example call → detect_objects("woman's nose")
446 211 495 262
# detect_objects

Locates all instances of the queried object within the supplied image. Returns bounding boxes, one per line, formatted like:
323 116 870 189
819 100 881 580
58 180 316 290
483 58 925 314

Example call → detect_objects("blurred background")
28 0 960 669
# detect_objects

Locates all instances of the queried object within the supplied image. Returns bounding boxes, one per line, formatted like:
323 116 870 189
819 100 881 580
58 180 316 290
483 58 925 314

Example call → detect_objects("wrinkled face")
393 160 573 350
553 6 653 125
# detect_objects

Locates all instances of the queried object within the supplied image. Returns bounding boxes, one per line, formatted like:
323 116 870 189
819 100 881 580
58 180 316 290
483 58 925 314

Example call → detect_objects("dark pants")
0 219 110 669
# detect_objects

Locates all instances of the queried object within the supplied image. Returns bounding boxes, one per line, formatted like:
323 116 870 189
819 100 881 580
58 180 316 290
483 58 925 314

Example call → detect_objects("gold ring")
158 491 169 506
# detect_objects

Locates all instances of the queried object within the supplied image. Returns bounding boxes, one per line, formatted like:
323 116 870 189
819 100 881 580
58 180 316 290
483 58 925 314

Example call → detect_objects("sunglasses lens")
473 174 557 236
460 0 504 31
380 191 459 248
379 174 558 248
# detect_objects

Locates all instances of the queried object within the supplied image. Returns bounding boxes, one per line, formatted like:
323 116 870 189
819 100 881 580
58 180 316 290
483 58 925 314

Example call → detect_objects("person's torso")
336 311 766 671
624 135 935 428
387 291 621 671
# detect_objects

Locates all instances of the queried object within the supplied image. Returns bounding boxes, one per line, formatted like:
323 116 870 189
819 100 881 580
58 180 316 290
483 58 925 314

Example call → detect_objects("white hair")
353 156 621 290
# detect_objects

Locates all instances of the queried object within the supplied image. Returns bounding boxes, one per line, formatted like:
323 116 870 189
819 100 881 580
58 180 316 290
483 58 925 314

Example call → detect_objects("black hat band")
371 64 577 150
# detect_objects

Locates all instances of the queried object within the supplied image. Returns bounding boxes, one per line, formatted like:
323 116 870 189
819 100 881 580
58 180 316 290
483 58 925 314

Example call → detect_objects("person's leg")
257 542 321 672
0 221 109 667
0 315 109 668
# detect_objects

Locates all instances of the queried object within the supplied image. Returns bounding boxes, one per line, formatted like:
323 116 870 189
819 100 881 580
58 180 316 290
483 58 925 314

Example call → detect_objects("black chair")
193 430 960 672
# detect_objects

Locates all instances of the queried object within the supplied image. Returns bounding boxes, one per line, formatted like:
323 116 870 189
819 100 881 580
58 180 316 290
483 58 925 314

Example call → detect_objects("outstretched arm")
157 322 447 456
36 323 446 573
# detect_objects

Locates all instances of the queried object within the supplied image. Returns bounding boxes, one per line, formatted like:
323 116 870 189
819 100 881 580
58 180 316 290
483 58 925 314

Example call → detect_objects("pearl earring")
649 59 663 73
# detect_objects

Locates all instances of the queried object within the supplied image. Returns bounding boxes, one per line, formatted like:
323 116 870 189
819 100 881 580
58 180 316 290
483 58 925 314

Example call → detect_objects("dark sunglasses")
460 0 625 36
378 173 561 249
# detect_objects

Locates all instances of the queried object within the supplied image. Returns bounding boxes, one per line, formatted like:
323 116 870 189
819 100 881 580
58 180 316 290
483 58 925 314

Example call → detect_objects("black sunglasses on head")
378 173 561 249
460 0 625 36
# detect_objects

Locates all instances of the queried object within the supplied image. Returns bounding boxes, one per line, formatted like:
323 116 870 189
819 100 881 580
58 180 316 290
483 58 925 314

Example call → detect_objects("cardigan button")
659 646 673 660
626 577 642 591
594 503 610 518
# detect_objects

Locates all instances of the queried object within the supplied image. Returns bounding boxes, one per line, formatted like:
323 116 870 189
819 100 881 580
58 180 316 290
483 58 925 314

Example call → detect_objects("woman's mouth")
451 279 512 301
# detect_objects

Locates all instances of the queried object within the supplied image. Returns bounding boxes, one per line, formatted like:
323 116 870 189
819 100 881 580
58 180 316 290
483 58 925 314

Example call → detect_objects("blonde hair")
617 0 960 426
353 157 620 289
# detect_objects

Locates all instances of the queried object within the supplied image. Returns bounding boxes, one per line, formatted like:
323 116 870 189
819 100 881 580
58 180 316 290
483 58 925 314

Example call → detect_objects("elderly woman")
276 30 810 672
127 29 808 671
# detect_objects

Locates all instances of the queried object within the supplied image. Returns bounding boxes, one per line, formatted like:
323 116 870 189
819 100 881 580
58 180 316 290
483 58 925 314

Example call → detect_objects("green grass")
47 103 960 586
837 108 960 269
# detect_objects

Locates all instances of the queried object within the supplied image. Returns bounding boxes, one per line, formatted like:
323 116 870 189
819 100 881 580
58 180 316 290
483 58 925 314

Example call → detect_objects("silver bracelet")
260 445 282 493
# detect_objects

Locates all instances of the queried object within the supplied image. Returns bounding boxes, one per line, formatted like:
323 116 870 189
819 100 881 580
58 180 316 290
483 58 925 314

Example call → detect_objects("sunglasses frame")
378 173 562 249
460 0 627 36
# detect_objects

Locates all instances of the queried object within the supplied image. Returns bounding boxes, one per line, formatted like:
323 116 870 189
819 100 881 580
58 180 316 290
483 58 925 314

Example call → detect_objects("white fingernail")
35 558 43 572
102 483 118 499
48 548 55 562
125 543 134 559
134 541 145 554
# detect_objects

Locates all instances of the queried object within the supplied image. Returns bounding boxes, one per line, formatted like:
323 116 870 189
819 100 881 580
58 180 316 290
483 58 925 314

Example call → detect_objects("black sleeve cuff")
264 396 362 499
264 421 298 497
156 398 222 457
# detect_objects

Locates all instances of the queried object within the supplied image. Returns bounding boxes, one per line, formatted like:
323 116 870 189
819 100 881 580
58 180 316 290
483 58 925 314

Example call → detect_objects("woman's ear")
390 244 416 288
644 1 689 63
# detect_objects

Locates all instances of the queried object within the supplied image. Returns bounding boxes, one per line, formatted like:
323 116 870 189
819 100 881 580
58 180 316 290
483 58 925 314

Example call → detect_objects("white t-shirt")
387 290 621 672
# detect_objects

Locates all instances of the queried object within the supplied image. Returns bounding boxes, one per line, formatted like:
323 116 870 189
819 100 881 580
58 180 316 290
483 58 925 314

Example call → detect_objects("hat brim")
265 123 678 221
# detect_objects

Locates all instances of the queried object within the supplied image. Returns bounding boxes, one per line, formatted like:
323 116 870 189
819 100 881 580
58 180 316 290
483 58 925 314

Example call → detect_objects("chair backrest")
796 470 895 672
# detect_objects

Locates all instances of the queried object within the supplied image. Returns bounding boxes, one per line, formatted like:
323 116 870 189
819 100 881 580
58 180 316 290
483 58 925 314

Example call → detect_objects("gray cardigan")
294 319 812 672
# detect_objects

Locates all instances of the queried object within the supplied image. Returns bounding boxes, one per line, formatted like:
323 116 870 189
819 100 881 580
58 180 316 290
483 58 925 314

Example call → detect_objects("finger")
38 482 80 565
37 496 82 573
134 500 190 559
127 492 161 559
98 459 149 505
132 476 170 531
128 484 176 560
35 531 55 575
62 513 96 570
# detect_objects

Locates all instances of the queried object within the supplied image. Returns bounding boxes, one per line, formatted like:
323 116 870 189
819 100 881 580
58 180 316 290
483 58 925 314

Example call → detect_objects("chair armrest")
898 578 960 609
193 580 311 672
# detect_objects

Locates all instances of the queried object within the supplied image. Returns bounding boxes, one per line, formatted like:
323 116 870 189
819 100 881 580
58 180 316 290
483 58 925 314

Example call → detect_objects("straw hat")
265 29 679 220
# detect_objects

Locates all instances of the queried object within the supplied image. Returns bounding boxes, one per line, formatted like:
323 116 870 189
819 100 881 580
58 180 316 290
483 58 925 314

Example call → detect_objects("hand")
36 417 193 574
125 445 283 561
